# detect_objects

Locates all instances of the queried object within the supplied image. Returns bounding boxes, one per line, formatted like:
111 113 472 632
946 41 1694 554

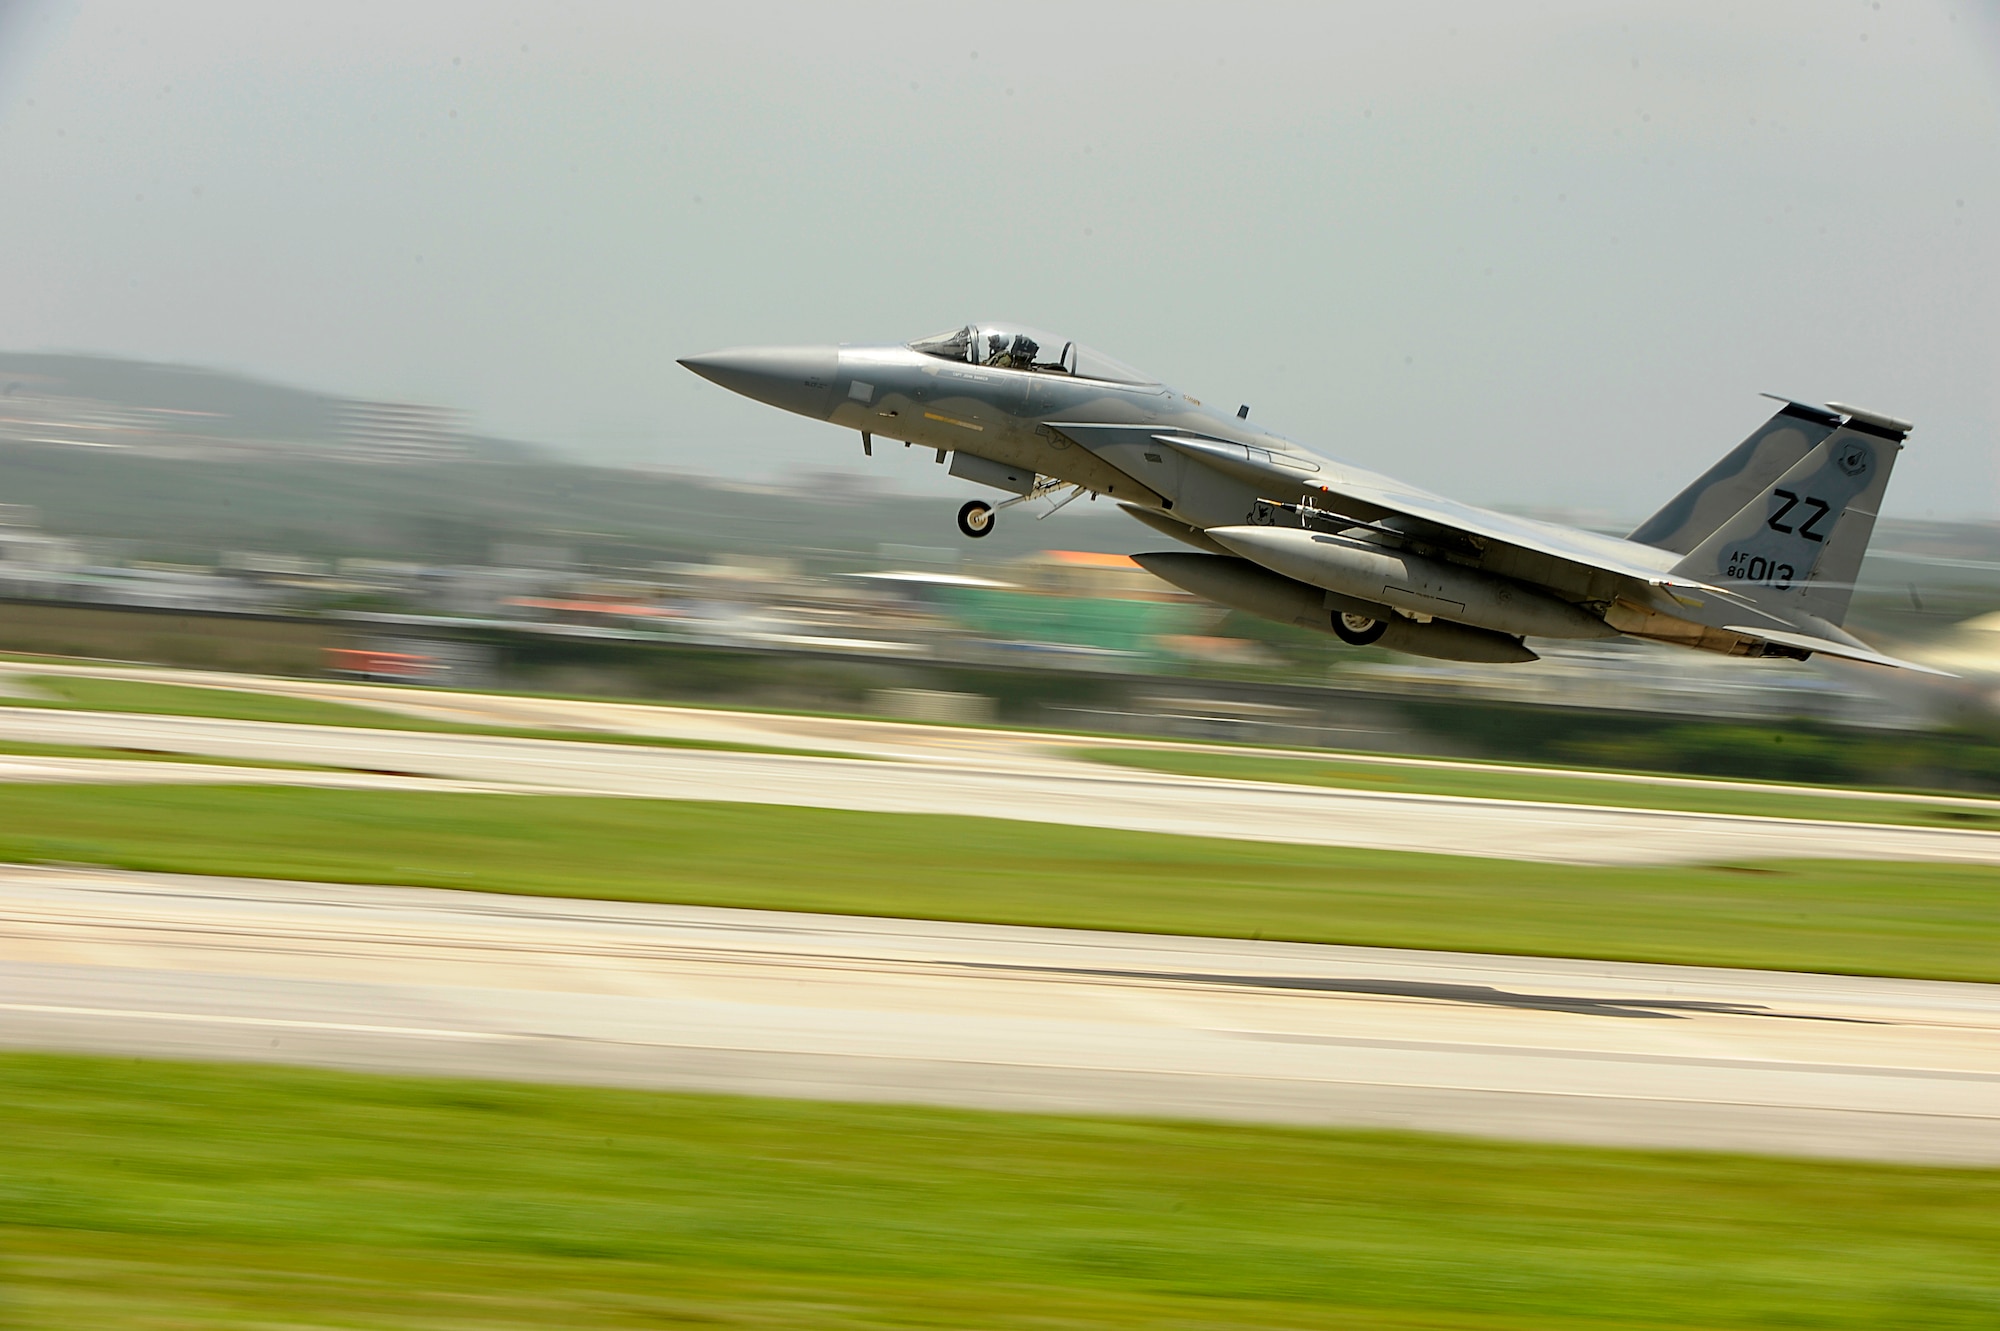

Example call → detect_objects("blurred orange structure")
325 648 437 681
1017 550 1184 601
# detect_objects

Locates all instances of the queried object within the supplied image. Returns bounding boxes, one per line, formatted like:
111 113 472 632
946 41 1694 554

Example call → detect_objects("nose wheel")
957 500 995 539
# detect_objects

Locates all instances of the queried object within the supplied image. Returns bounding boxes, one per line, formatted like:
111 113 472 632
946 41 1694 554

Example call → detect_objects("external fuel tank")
1207 527 1615 641
1132 551 1539 663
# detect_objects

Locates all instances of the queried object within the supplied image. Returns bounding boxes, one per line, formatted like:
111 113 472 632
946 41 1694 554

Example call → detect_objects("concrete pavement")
1 704 2000 865
3 865 1995 1164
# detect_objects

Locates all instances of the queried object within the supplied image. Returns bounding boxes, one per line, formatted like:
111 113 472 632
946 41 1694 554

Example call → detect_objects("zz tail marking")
1797 497 1832 542
1766 488 1833 542
1766 489 1800 534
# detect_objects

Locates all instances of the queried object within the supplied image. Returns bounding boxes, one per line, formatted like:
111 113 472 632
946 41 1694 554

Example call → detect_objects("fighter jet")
681 323 1943 671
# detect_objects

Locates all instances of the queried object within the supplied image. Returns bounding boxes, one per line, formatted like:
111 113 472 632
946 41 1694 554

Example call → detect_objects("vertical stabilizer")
1628 401 1839 554
1670 406 1908 628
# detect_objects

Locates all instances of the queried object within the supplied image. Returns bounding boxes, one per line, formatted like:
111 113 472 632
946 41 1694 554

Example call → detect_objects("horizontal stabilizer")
1721 625 1954 676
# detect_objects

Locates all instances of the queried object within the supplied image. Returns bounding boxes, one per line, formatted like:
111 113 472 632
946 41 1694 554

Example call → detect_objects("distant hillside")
0 352 543 464
0 442 1136 568
0 351 1138 568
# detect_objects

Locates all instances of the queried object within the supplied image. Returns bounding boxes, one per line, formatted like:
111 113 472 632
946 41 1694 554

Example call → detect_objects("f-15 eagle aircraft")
682 322 1942 672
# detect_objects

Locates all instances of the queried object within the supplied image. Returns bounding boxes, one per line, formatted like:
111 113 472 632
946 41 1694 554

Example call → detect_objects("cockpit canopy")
907 324 1155 385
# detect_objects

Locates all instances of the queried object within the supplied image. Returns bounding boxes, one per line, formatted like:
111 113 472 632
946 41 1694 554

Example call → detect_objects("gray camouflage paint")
681 328 1911 668
1625 404 1838 555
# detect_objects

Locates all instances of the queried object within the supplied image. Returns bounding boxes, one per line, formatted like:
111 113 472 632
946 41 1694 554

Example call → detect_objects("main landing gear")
1332 611 1387 646
957 500 995 538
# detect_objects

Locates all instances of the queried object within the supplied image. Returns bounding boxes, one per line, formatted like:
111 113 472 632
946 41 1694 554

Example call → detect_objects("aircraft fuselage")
681 328 1924 672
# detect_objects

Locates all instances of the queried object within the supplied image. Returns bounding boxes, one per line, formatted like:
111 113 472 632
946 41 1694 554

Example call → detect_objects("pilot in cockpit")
908 324 1152 383
983 331 1040 370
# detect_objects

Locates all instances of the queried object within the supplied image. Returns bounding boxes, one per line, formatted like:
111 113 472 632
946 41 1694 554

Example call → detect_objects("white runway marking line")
10 1000 1988 1113
0 1001 513 1041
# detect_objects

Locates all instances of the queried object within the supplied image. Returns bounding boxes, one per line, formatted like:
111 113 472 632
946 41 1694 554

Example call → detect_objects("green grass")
0 673 476 728
0 675 864 759
0 737 341 770
5 671 1192 749
1077 746 2000 830
0 651 126 667
3 1053 1996 1330
2 782 1997 981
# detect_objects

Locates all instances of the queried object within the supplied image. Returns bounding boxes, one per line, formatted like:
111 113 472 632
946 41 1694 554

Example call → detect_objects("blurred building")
855 552 1216 669
0 504 87 574
1014 549 1185 601
329 399 471 464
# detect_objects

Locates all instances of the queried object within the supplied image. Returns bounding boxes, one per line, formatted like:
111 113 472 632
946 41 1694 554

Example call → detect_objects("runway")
13 660 1999 812
3 703 2000 866
3 865 1995 1164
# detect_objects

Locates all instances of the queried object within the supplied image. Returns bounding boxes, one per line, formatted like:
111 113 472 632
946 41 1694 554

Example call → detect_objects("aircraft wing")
1297 473 1678 581
1064 423 1724 593
1144 433 1679 583
1262 465 1956 673
1080 423 1946 673
1721 626 1956 676
1307 444 1949 674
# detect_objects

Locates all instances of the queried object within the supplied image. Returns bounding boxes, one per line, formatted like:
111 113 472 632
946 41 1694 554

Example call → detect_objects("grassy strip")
0 675 864 759
0 737 341 770
1077 746 2000 830
0 651 122 666
3 783 1998 981
3 1052 1996 1330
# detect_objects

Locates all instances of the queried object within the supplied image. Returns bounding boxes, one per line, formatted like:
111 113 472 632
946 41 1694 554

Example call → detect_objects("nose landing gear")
957 500 995 538
956 479 1089 539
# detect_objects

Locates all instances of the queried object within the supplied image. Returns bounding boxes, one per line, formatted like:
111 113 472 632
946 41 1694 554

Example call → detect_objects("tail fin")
1670 405 1909 628
1628 400 1840 554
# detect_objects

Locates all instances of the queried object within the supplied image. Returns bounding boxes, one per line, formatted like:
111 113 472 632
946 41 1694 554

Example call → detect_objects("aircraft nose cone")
678 346 840 420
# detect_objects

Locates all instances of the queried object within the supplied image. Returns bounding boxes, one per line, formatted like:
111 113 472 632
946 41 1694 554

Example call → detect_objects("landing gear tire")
1332 612 1387 646
957 500 995 539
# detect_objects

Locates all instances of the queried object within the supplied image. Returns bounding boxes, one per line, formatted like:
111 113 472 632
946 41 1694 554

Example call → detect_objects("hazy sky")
1 1 1995 521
